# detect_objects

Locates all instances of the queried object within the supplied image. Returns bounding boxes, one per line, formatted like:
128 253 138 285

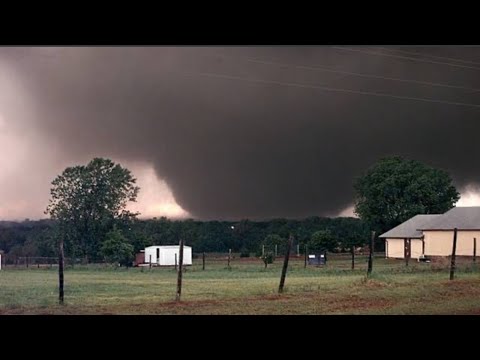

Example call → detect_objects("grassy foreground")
1 256 479 314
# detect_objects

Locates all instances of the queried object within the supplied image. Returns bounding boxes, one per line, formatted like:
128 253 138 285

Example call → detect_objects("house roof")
418 206 480 230
379 214 442 238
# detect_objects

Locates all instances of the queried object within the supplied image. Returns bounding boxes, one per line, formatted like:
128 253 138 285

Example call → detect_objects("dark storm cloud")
2 46 480 220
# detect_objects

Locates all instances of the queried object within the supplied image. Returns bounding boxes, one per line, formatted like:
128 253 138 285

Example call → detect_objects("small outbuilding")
380 214 442 259
380 206 480 260
143 245 193 266
134 250 145 267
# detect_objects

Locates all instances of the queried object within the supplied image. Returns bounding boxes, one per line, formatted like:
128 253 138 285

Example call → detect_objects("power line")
244 57 480 93
372 46 480 66
184 71 480 109
332 47 480 71
8 48 480 108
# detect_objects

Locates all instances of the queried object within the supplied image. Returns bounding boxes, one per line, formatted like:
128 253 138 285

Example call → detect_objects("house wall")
386 239 423 259
411 239 423 259
386 239 404 258
423 231 480 256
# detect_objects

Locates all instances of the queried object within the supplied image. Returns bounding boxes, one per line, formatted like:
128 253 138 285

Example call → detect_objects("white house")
380 207 480 259
144 245 193 266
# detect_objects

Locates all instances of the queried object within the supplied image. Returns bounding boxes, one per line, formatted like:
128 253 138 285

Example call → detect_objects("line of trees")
0 215 370 260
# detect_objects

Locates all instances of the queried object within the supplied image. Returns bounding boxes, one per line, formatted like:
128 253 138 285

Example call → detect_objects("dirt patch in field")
458 308 480 315
127 292 394 314
359 279 390 288
326 298 394 313
132 293 291 311
439 278 480 297
0 291 396 315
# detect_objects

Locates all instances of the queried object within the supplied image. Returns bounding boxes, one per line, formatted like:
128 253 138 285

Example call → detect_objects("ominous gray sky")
1 46 480 220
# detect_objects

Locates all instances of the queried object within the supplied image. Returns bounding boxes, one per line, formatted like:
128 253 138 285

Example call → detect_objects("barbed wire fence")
1 255 84 268
1 241 478 273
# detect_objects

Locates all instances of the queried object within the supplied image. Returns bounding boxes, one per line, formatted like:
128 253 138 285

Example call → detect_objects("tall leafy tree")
230 219 252 251
310 230 338 252
46 157 139 262
264 234 285 249
335 217 369 251
45 157 139 304
354 156 460 234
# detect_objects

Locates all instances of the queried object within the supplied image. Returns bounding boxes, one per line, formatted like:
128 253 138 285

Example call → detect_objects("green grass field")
1 255 480 314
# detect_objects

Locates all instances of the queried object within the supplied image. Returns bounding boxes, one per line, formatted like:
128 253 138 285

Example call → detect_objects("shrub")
240 248 250 257
100 227 134 267
261 251 275 268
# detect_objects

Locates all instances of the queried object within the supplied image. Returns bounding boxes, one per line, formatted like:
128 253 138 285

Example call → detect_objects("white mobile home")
144 245 192 266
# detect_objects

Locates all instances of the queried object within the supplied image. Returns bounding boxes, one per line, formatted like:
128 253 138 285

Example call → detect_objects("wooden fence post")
474 238 477 263
351 246 355 270
304 244 308 268
58 239 65 305
227 249 231 270
202 252 205 270
450 228 458 280
176 239 184 302
278 235 294 293
405 238 410 267
367 231 375 275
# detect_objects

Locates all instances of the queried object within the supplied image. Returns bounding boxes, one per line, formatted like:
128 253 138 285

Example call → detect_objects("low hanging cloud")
1 46 480 220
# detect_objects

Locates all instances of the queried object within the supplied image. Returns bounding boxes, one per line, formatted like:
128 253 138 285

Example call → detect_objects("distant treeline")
0 216 376 260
